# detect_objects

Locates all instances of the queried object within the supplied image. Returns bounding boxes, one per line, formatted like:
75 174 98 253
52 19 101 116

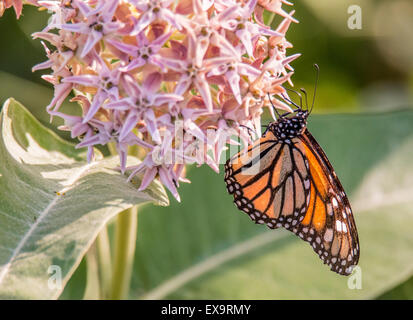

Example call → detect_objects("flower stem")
267 12 276 27
107 141 117 156
110 206 138 300
96 227 112 299
84 244 101 300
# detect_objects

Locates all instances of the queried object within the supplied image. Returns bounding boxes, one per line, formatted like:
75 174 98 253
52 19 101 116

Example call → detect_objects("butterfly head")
266 64 320 142
268 109 309 142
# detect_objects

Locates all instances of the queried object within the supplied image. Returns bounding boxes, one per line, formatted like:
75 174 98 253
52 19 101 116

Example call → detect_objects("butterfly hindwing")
295 129 359 275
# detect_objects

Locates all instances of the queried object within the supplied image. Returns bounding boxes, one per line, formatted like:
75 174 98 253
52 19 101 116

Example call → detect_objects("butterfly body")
266 110 308 143
224 108 359 275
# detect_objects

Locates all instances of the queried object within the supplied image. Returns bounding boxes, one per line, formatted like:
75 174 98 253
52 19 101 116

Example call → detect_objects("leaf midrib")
0 161 97 285
142 230 291 300
141 186 413 300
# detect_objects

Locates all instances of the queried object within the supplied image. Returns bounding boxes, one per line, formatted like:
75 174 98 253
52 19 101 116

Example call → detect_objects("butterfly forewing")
224 115 359 276
225 130 311 229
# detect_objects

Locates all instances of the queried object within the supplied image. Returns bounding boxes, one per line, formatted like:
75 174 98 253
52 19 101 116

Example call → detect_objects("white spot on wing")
336 220 342 232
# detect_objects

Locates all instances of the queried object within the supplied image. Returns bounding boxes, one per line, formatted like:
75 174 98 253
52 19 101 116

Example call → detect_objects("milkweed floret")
29 0 299 201
0 0 39 18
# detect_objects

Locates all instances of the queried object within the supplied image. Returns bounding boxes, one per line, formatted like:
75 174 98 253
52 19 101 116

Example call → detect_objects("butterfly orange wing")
225 130 311 228
295 129 359 275
224 129 359 275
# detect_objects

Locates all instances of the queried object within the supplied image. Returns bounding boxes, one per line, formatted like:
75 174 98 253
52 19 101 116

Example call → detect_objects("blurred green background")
1 1 413 299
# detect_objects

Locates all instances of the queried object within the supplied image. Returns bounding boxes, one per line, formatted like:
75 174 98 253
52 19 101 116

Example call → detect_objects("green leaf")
128 109 413 299
0 98 168 299
378 275 413 299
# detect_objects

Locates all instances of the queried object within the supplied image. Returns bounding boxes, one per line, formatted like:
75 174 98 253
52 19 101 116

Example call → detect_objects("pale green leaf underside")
0 99 168 299
128 109 413 300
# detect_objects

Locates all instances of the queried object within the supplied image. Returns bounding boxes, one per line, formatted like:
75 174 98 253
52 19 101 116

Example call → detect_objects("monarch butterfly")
224 68 359 275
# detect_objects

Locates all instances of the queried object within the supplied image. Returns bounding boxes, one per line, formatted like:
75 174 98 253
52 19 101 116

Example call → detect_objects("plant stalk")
84 244 101 300
268 12 276 27
96 227 112 299
110 206 138 300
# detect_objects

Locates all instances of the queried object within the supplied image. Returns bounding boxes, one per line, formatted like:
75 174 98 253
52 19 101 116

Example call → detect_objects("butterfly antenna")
300 88 309 111
311 63 320 114
267 93 282 118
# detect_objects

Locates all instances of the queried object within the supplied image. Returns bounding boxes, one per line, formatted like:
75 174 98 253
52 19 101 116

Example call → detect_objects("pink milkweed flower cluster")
30 0 299 201
0 0 37 18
